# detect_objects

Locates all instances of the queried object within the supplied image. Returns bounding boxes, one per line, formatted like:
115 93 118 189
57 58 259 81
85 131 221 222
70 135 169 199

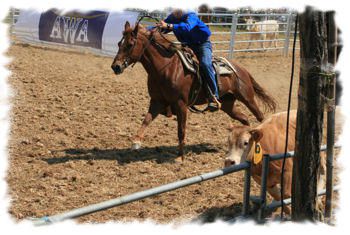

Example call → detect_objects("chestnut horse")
111 21 276 160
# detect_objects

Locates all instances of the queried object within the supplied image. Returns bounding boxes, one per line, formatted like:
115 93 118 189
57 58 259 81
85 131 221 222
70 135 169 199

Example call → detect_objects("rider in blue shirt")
157 9 221 111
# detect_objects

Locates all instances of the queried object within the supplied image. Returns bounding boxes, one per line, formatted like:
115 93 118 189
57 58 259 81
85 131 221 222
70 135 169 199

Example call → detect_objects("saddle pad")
213 56 237 75
216 65 233 75
176 49 237 76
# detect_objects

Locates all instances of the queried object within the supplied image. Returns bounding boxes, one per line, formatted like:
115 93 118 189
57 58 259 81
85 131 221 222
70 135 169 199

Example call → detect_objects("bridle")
117 15 167 69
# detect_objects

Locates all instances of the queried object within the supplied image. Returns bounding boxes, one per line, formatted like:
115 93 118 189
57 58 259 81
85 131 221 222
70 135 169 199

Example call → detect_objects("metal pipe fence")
266 186 340 211
32 161 252 226
5 8 20 33
257 143 341 222
30 142 341 226
141 11 298 58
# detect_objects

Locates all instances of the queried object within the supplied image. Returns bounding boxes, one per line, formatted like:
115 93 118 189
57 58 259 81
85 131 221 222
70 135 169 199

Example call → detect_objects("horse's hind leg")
131 100 163 150
239 96 264 122
221 100 250 126
175 99 188 161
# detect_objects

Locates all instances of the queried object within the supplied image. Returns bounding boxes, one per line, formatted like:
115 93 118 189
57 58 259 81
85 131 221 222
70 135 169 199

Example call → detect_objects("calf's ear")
249 129 263 142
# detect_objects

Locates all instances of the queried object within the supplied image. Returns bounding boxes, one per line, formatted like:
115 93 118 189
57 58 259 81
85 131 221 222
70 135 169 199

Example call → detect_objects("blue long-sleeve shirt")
164 11 211 45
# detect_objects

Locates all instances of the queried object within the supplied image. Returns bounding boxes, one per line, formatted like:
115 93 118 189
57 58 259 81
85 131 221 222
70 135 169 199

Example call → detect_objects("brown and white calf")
224 109 343 214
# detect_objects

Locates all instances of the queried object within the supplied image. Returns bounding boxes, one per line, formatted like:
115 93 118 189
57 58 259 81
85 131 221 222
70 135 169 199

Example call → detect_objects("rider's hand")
156 20 167 29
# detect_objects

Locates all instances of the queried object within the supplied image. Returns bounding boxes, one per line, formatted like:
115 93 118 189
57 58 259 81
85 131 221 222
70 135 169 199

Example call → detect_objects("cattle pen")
31 144 341 226
141 12 299 58
5 7 342 225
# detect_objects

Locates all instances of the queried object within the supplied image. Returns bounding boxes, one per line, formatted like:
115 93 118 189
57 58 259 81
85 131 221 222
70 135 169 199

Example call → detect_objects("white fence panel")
8 9 298 58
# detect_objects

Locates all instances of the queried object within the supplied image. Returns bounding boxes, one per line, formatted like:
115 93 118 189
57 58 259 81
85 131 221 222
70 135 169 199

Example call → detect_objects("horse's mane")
137 24 176 51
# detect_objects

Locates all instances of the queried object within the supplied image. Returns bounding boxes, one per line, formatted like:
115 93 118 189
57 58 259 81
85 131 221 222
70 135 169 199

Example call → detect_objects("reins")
121 15 175 67
136 15 176 47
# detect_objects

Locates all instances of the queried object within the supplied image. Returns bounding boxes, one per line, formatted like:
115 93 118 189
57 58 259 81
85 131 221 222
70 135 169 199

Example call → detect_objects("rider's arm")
171 13 198 33
162 15 175 33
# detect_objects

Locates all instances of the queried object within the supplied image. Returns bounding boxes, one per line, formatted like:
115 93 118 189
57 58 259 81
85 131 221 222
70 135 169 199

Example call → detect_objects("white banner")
13 9 139 57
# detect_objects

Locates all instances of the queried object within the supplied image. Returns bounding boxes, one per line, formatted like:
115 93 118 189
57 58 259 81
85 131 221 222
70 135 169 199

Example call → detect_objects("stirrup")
205 96 221 112
206 103 219 112
212 96 222 109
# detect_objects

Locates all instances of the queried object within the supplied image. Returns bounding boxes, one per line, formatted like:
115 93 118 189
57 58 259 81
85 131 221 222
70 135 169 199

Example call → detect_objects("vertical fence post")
325 74 336 222
9 8 15 35
283 13 293 57
258 154 270 223
325 11 337 222
229 13 237 59
292 7 328 221
242 160 251 217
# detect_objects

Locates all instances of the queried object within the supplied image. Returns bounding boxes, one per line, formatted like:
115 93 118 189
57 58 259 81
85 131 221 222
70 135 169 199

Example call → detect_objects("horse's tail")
249 72 277 113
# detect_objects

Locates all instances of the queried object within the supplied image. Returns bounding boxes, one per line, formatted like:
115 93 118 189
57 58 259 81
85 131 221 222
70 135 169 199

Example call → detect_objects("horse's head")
111 21 147 75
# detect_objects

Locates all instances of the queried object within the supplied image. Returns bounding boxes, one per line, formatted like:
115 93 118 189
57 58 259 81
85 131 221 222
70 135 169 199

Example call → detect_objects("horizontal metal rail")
238 13 293 17
198 13 292 17
234 47 285 52
31 162 250 226
206 23 232 26
240 22 288 26
266 185 340 210
267 143 341 161
211 41 231 44
197 13 235 17
236 30 287 35
235 39 285 44
213 49 231 53
211 32 231 35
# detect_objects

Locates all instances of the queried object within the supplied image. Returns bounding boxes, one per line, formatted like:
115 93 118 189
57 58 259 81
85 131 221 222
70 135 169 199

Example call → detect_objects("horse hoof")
175 156 184 163
131 141 142 150
176 151 185 162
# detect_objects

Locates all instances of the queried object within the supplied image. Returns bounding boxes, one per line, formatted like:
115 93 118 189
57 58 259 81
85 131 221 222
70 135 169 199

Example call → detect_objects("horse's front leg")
131 100 163 150
175 99 188 161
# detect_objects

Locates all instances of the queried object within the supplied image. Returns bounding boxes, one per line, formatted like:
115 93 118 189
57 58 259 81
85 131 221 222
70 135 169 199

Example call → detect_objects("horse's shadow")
43 143 222 165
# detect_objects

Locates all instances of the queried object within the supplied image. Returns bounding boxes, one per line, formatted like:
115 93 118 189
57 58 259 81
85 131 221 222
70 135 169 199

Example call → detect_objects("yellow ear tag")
253 142 263 164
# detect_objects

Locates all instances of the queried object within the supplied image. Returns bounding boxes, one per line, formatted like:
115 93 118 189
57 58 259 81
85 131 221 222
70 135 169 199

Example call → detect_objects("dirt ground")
6 39 306 224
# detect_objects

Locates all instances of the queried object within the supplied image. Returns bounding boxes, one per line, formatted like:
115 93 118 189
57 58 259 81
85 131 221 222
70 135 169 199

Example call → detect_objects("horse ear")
125 21 131 30
133 24 139 36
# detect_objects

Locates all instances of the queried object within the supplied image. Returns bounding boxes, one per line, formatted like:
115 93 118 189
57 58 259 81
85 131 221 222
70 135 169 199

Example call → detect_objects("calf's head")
246 18 256 31
224 125 263 167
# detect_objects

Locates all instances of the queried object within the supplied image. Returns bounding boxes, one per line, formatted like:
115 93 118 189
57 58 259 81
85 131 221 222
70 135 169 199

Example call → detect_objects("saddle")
176 47 237 76
176 46 239 106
